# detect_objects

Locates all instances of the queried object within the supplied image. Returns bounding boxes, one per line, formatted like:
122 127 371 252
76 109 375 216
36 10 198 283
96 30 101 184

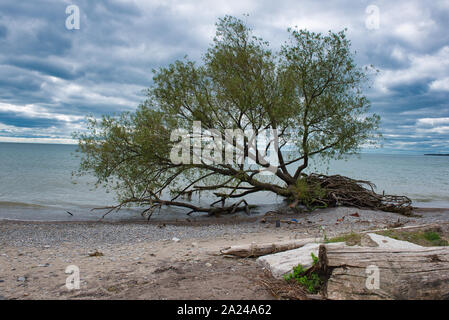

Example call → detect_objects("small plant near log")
283 253 322 294
424 231 443 242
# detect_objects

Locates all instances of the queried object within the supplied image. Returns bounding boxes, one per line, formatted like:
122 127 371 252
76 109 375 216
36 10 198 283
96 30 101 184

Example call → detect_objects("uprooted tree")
75 15 412 219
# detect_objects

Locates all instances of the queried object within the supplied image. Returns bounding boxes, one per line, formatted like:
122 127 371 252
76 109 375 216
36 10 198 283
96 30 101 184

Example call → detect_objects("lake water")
0 142 448 221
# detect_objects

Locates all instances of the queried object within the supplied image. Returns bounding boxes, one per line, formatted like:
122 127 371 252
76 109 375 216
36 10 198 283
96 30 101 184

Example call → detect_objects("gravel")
1 206 448 248
0 220 265 247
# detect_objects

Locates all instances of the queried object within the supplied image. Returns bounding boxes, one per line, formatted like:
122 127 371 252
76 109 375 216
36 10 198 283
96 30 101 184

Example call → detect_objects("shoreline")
0 205 448 226
2 207 449 248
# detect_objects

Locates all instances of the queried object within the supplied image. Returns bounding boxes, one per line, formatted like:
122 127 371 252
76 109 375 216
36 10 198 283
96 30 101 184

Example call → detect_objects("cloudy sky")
0 0 448 153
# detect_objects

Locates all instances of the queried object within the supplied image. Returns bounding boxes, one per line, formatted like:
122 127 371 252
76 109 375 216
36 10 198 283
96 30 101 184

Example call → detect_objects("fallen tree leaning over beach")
74 16 411 219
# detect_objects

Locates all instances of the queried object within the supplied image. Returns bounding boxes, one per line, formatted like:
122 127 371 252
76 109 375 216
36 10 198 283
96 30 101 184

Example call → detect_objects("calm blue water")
0 142 448 221
0 143 127 221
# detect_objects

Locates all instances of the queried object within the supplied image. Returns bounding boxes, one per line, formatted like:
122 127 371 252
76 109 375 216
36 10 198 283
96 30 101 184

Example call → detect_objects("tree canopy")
75 16 391 219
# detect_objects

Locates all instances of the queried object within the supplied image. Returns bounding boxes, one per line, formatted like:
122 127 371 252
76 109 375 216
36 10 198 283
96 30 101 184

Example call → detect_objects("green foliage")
283 253 322 294
283 264 306 281
74 15 381 216
423 231 441 242
280 28 381 163
291 177 327 210
311 252 319 265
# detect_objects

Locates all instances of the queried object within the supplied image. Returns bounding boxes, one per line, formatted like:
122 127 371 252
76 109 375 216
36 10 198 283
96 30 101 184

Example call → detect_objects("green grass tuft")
283 253 322 294
326 232 362 246
377 229 448 247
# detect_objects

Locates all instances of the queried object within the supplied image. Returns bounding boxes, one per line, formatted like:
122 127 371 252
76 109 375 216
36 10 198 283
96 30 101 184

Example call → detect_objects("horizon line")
1 140 447 155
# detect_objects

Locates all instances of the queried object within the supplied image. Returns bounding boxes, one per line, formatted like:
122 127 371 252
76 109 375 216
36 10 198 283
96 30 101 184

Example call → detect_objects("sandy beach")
1 206 448 300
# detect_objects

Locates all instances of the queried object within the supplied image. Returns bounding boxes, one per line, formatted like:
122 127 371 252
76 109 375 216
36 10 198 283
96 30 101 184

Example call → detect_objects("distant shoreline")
424 154 449 156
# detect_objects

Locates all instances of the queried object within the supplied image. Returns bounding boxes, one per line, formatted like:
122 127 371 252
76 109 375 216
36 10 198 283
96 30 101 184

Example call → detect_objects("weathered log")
257 242 348 278
316 245 449 300
220 238 320 258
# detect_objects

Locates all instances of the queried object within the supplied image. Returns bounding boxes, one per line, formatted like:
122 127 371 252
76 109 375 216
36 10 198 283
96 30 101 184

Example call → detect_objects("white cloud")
0 102 84 122
416 126 449 134
391 46 408 62
415 117 449 135
0 136 76 144
417 117 449 126
375 46 449 93
393 20 436 44
378 1 437 47
42 77 140 108
429 77 449 92
0 120 81 144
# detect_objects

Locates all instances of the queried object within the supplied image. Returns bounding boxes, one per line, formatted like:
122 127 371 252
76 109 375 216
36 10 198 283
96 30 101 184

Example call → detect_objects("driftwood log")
315 245 449 300
220 238 320 258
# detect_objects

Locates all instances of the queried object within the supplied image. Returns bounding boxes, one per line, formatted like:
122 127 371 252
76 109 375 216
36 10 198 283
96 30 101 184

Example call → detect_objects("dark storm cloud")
0 0 448 152
0 112 60 128
0 24 7 39
5 56 83 80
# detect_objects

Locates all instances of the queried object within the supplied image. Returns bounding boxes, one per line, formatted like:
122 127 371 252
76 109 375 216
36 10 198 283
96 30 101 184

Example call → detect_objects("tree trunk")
316 245 449 300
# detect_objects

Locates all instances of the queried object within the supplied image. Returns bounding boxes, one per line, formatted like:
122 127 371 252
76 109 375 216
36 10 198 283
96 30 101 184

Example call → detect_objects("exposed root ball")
303 174 413 215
